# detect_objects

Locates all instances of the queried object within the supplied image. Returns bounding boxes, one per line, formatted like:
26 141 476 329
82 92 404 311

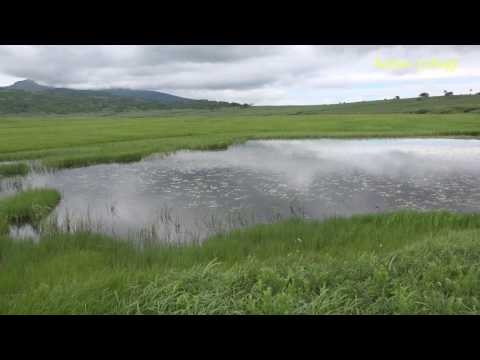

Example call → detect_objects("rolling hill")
257 94 480 115
208 94 480 117
0 80 246 114
1 80 480 115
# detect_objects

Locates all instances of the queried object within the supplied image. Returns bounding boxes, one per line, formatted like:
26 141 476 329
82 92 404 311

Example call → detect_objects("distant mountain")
8 79 53 92
0 80 247 114
101 88 191 104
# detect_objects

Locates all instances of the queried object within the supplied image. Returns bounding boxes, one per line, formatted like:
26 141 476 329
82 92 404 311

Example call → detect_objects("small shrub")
463 107 480 113
414 109 429 114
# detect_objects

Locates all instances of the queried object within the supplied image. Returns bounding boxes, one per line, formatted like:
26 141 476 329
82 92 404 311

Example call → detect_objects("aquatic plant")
0 188 61 224
1 210 480 314
0 163 29 178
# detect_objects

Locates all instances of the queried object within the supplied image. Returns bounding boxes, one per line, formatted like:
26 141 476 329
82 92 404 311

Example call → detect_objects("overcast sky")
0 45 479 105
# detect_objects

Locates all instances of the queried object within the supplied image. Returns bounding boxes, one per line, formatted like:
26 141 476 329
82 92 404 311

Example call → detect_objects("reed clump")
0 163 29 178
0 188 61 224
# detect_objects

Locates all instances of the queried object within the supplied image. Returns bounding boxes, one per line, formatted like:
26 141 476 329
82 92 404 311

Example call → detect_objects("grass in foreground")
1 208 480 314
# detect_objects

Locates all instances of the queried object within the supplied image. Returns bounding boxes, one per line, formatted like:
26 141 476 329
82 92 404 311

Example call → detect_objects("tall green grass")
0 216 7 235
0 189 61 224
1 210 480 314
0 163 28 177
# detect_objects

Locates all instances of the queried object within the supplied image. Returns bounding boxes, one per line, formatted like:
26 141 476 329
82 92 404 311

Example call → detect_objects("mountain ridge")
0 80 247 114
8 79 53 92
5 79 194 103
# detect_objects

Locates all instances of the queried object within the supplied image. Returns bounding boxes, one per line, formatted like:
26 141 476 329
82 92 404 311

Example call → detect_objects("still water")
3 138 480 242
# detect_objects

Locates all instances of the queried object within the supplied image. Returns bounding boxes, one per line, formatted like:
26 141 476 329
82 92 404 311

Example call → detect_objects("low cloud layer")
0 45 479 105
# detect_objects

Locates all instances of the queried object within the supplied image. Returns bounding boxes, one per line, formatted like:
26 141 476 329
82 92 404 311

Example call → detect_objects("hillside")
101 88 192 104
257 94 480 115
1 80 480 115
0 80 246 114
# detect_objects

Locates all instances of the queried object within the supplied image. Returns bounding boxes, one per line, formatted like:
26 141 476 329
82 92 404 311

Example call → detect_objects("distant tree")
395 96 400 100
444 90 454 96
419 92 429 98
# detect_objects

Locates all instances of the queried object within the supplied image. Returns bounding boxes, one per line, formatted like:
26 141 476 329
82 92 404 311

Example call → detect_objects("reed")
2 208 480 314
0 188 61 224
0 163 29 178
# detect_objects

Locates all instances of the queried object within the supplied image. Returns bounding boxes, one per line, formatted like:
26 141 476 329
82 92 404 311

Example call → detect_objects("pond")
3 138 480 242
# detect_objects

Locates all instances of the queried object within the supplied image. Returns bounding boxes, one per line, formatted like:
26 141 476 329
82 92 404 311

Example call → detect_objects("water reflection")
9 224 40 242
2 138 480 242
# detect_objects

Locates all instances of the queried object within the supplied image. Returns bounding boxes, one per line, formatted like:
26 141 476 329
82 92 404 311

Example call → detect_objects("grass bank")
0 163 29 178
0 189 61 225
1 209 480 314
1 112 480 169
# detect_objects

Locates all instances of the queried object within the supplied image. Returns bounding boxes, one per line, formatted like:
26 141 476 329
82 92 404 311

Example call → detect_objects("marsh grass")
1 209 480 314
0 163 29 178
0 188 61 224
0 216 7 235
32 199 303 245
2 106 480 313
1 112 480 170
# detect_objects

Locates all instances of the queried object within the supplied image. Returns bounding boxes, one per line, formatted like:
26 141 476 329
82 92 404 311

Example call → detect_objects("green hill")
1 80 479 115
257 94 480 115
0 80 246 114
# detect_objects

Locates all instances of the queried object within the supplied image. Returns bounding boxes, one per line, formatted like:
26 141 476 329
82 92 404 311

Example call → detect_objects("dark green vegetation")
1 205 480 314
0 80 247 114
0 189 61 225
0 163 29 178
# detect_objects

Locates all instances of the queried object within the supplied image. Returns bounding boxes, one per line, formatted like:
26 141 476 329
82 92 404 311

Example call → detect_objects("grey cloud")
136 45 283 64
0 45 480 105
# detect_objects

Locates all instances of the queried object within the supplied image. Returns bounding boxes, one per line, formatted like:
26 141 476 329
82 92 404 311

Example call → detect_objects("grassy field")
1 197 480 314
0 110 480 170
1 101 480 314
257 94 480 114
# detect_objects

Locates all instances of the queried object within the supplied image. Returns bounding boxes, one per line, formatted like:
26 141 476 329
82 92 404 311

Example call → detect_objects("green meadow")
1 110 480 169
1 192 480 314
1 101 480 314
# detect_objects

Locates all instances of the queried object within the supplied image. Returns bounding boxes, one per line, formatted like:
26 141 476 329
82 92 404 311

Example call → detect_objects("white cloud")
0 45 479 105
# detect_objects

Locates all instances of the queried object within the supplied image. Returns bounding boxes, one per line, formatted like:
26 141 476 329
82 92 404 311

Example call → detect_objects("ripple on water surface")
2 138 480 242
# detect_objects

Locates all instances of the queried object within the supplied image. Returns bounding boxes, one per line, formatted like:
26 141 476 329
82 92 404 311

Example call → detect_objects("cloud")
0 45 479 105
